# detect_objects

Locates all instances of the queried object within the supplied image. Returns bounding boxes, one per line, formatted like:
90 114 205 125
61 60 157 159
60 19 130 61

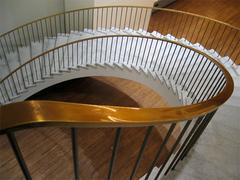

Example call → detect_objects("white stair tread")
0 27 239 109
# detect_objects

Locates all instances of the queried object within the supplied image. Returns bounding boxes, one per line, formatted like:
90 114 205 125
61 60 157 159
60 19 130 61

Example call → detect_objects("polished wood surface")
168 0 240 27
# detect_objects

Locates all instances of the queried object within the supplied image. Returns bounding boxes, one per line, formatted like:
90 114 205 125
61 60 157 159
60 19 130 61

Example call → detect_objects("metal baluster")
191 62 217 102
151 39 164 70
128 7 133 28
179 111 217 161
124 7 128 27
108 128 122 180
188 17 199 43
203 74 226 100
119 7 123 29
208 23 221 48
50 18 53 37
144 123 176 180
106 8 109 29
187 60 213 97
45 18 49 37
0 39 18 96
164 43 179 75
164 116 204 173
168 46 185 79
184 15 195 42
158 42 173 73
193 18 205 42
7 33 14 52
130 126 153 180
221 29 238 58
17 29 23 46
142 8 148 31
3 36 10 53
110 7 113 28
35 22 41 42
135 37 144 66
213 25 227 52
73 12 76 30
169 13 179 36
154 120 192 179
87 10 89 29
105 36 109 63
68 13 71 33
7 132 32 180
196 71 223 100
0 85 7 103
204 21 216 47
175 13 184 38
185 56 206 92
142 38 154 68
117 36 124 63
71 128 80 180
228 38 240 64
77 10 80 31
2 81 10 101
179 53 199 86
148 39 161 70
199 20 211 47
30 23 36 42
133 8 138 30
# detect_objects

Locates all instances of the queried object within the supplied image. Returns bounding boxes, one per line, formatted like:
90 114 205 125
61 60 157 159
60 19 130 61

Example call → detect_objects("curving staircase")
0 6 239 180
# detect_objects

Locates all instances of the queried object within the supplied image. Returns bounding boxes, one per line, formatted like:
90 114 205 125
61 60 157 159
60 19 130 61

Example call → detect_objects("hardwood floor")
149 0 240 64
167 0 240 27
0 77 171 180
1 0 239 179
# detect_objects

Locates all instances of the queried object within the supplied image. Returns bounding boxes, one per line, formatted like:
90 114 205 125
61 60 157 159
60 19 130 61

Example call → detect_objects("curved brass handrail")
0 35 234 133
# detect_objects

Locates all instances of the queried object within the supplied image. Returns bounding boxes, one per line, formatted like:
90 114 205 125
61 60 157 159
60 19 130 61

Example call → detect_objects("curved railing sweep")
0 5 237 180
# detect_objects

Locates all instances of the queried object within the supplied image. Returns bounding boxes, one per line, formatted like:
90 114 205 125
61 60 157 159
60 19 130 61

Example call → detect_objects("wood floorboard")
0 77 170 180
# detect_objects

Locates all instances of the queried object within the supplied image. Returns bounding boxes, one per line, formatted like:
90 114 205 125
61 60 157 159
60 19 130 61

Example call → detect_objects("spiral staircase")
0 6 239 180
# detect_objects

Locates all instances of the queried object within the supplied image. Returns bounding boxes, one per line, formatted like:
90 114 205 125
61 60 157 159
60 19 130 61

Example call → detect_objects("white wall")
64 0 155 10
0 0 156 34
64 0 94 11
94 0 156 7
0 0 64 34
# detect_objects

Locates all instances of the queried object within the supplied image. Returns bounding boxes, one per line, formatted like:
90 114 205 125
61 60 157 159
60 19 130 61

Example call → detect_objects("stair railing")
0 6 239 67
0 35 233 179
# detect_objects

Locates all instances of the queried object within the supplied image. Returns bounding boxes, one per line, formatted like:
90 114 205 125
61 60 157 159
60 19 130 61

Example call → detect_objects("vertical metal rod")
7 132 32 180
3 36 10 53
154 120 192 179
204 21 216 47
180 110 217 160
148 40 161 70
108 128 122 180
222 30 238 57
165 116 204 173
130 126 153 180
144 123 176 180
71 128 80 180
152 40 164 70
